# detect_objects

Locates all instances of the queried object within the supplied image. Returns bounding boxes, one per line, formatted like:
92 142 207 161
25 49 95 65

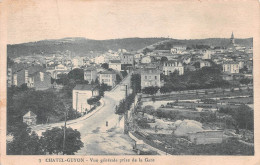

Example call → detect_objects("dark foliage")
160 65 230 93
40 127 83 155
142 86 159 95
101 63 109 69
130 74 141 93
219 105 254 130
115 93 135 114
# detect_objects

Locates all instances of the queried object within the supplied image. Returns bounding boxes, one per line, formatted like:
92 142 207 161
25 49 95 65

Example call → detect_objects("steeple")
230 32 235 44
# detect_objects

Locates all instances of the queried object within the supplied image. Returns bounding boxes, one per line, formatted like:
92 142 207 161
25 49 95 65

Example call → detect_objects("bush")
136 120 151 129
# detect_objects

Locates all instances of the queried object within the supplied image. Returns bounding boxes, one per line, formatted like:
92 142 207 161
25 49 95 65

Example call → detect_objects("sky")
2 0 259 44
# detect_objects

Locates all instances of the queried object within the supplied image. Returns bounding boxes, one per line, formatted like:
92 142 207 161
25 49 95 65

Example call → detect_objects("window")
155 76 157 80
145 76 147 79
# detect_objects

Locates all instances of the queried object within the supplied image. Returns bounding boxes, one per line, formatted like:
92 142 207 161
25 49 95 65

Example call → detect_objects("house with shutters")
98 70 117 87
141 68 161 89
163 60 184 75
109 60 122 71
84 67 98 83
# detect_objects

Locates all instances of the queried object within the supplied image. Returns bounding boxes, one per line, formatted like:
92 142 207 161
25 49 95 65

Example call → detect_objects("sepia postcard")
0 0 260 164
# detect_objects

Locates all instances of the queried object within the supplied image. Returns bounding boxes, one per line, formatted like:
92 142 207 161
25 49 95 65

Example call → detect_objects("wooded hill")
7 37 253 58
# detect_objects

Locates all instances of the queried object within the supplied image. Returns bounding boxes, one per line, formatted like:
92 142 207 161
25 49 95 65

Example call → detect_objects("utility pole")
62 109 68 155
124 84 128 134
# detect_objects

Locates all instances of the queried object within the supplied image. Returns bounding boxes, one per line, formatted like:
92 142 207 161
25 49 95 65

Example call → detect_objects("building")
120 53 134 65
141 68 161 89
12 65 44 87
98 70 117 87
7 68 12 87
27 71 52 90
187 130 223 145
84 67 98 83
223 62 239 74
140 56 155 64
109 60 122 71
200 60 211 68
171 45 186 54
163 60 184 75
73 84 99 113
23 111 37 126
52 64 71 79
94 55 106 64
231 32 235 44
202 50 212 59
72 57 84 68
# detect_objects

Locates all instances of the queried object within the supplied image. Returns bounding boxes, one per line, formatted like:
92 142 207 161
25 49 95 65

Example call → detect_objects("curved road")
33 74 136 155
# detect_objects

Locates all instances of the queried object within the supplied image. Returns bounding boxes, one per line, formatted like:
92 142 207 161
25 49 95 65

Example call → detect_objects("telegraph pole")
124 84 128 134
62 109 68 155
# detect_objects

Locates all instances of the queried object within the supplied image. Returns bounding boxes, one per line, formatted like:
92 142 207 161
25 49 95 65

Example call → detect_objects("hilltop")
7 37 168 58
7 37 253 58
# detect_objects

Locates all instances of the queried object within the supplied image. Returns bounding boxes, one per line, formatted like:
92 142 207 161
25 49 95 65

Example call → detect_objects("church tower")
230 32 235 44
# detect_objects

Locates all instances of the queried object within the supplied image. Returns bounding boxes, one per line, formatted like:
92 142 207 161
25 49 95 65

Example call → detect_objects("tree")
101 63 109 69
142 86 159 95
240 78 251 86
7 123 44 155
233 105 254 130
143 48 152 55
7 56 14 67
68 68 84 82
87 96 101 109
95 77 99 84
116 74 122 84
160 56 168 63
130 74 141 93
160 86 171 94
120 70 128 78
99 82 109 97
40 127 83 155
193 62 200 69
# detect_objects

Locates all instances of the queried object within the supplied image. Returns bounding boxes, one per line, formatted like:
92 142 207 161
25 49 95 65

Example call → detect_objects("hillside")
7 37 253 58
7 38 168 58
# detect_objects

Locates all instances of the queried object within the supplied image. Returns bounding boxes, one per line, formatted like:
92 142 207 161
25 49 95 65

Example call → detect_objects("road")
33 74 136 155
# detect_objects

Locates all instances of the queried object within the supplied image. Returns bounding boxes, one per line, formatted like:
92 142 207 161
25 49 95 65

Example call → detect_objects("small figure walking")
106 121 108 127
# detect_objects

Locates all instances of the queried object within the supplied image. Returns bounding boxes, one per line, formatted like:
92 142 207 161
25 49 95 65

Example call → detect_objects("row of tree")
115 93 136 115
7 123 83 155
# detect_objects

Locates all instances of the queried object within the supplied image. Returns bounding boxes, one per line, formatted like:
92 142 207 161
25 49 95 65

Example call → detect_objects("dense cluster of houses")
8 32 253 119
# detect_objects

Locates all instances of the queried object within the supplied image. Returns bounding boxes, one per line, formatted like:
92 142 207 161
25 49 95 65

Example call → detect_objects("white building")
223 62 239 74
94 56 105 64
72 57 84 68
73 84 99 113
163 60 184 75
202 50 212 59
98 71 117 87
109 60 122 71
141 68 161 89
84 67 98 83
120 53 134 65
23 111 37 126
171 45 186 54
200 60 211 68
52 64 71 79
141 56 154 64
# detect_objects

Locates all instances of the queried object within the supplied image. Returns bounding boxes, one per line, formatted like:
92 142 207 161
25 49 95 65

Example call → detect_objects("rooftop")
109 60 121 63
99 70 116 74
23 111 37 117
73 84 98 91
